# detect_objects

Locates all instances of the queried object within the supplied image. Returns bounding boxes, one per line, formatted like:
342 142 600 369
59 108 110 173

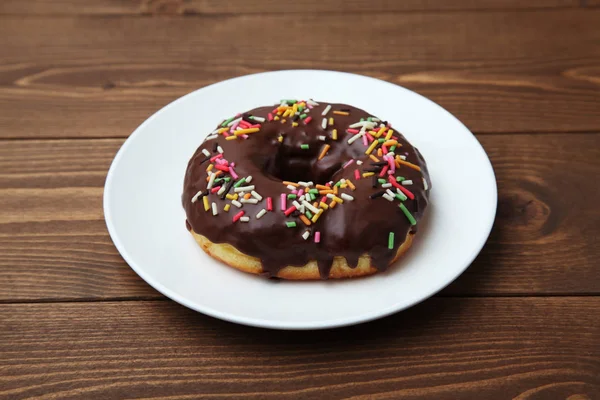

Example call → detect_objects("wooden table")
1 1 599 399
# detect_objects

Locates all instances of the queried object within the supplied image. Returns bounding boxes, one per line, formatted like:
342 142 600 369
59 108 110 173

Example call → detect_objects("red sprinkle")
239 120 251 128
347 128 359 134
267 197 273 211
382 145 388 155
379 165 389 177
210 154 223 162
320 196 328 203
215 164 230 172
272 108 278 114
388 176 415 199
250 124 261 129
284 206 297 216
304 116 313 124
232 211 245 222
354 169 360 180
268 113 274 121
366 133 375 142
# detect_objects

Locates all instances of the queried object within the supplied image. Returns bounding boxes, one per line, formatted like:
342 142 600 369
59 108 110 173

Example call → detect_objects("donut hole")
261 152 339 184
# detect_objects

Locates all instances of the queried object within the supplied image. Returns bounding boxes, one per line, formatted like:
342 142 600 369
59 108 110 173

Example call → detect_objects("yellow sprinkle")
283 109 292 118
224 204 230 212
217 127 229 134
311 212 321 223
369 155 380 162
333 186 338 194
385 129 394 141
340 184 347 188
365 140 378 155
206 164 214 172
333 111 349 116
332 129 338 140
330 200 337 208
277 106 288 112
292 103 298 114
226 194 236 200
278 136 283 142
328 117 334 126
274 116 280 121
203 196 209 212
347 180 356 190
234 128 260 136
376 126 386 137
363 172 375 178
318 144 331 160
299 215 312 226
332 196 343 204
319 202 329 209
225 135 238 141
281 119 286 124
292 122 298 127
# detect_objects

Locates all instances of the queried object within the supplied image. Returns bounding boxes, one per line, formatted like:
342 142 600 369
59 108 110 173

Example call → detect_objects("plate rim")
104 69 497 330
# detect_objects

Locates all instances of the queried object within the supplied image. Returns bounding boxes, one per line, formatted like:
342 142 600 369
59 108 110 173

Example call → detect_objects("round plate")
104 70 496 330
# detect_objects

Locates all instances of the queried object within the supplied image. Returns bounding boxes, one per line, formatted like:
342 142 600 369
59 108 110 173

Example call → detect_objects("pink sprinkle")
314 231 321 243
354 169 360 180
292 189 298 194
379 165 389 177
342 159 354 169
232 211 245 222
239 120 251 128
280 193 286 210
382 145 388 155
366 133 375 142
215 158 228 165
229 167 239 180
222 132 230 137
298 189 304 197
267 197 273 211
230 162 236 167
347 128 359 134
268 113 274 121
241 134 249 139
326 182 332 187
230 121 240 134
210 186 221 193
362 135 368 146
304 116 313 124
210 154 223 162
321 196 327 203
307 104 313 109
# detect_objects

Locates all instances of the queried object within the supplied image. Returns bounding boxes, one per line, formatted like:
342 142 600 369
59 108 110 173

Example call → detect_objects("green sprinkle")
396 176 405 182
334 181 342 187
399 203 417 225
281 99 297 105
367 117 373 122
360 118 365 122
221 116 236 127
287 194 297 199
301 144 310 150
300 113 308 120
286 221 297 228
395 191 407 202
378 178 386 184
390 145 397 152
308 189 319 194
298 105 305 112
388 232 395 249
233 178 246 188
305 210 313 219
214 178 224 185
309 193 316 201
378 138 385 143
223 177 231 182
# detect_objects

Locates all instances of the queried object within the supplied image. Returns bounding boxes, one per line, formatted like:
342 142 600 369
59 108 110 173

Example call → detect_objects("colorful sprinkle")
256 209 267 219
224 204 230 212
301 144 310 150
286 221 297 228
318 144 331 160
388 232 394 249
240 216 250 222
399 203 417 225
299 215 312 226
302 230 310 240
202 196 210 211
314 231 321 243
284 206 297 216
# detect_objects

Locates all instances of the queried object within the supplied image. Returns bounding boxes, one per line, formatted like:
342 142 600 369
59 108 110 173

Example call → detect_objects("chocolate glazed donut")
183 100 431 279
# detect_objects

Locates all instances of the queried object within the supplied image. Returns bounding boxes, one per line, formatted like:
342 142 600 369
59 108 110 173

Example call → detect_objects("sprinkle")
240 198 258 204
318 144 331 160
232 210 245 222
229 167 239 180
352 169 359 180
382 193 394 202
207 173 217 189
300 113 308 120
329 117 334 126
423 178 429 191
217 146 224 154
256 209 267 219
329 200 337 208
251 190 262 200
319 201 329 209
395 189 408 201
292 200 302 210
347 180 356 190
397 159 422 171
287 194 297 200
292 122 298 127
307 99 319 106
332 129 338 140
321 118 328 129
234 185 255 193
399 203 417 225
303 201 321 215
388 232 394 249
224 204 230 212
202 149 211 157
321 105 332 116
365 140 378 155
305 210 313 219
214 164 230 172
226 193 237 200
302 230 310 240
304 116 313 124
221 116 236 127
341 193 354 201
240 216 250 222
342 159 355 169
203 196 210 211
231 200 243 208
252 116 265 123
210 186 221 194
234 128 260 136
379 165 389 177
299 215 312 226
298 181 313 187
205 134 218 141
333 110 349 116
211 202 218 216
301 144 310 150
370 190 385 199
317 135 327 141
283 181 299 187
225 135 238 141
265 197 273 211
210 153 223 163
191 190 204 203
245 176 253 184
284 206 297 216
369 155 380 163
314 231 321 243
385 129 394 141
356 160 363 166
280 193 287 210
268 113 273 121
402 180 413 186
396 176 405 182
381 183 392 188
274 116 280 121
297 189 304 197
286 221 297 228
362 172 375 178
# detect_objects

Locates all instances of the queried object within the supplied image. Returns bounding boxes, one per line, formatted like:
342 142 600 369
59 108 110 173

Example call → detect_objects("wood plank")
0 134 598 301
1 298 599 399
0 0 580 16
1 9 599 138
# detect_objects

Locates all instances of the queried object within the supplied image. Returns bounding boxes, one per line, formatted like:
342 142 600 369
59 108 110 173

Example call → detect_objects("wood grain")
0 134 598 301
0 0 581 16
1 9 599 138
1 298 599 399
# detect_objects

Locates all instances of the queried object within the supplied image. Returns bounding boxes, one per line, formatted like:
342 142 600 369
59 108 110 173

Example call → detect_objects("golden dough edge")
190 229 415 280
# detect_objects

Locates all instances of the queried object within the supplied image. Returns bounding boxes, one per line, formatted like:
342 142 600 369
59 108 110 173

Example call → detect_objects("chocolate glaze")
183 102 431 279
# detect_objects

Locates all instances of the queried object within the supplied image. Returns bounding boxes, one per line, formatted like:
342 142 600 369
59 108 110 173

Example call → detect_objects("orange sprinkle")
319 190 334 195
347 180 356 190
333 111 349 116
313 201 319 208
318 144 331 160
377 148 383 157
277 106 288 112
330 200 337 208
283 181 299 187
397 159 422 171
333 186 339 194
244 193 252 199
369 155 380 162
316 184 329 190
299 215 312 226
383 140 398 147
281 119 287 124
395 159 400 168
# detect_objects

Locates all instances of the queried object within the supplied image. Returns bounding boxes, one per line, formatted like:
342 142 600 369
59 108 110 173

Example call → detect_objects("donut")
183 100 431 279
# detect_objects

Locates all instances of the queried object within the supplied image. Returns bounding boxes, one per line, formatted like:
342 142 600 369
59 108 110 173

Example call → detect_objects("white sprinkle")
402 180 413 186
240 198 259 204
387 152 395 157
207 173 216 189
256 209 267 219
381 183 392 188
191 190 203 203
217 146 224 154
326 193 335 199
245 176 252 184
234 185 255 193
347 132 363 145
298 181 313 187
321 118 328 129
356 160 363 165
341 193 354 201
211 202 218 216
423 178 429 191
317 135 326 141
302 230 310 240
251 190 262 201
227 117 242 127
202 149 211 157
349 121 376 129
217 185 227 196
303 201 320 214
292 200 302 210
252 116 265 123
400 155 407 160
371 117 381 122
287 184 297 190
240 216 250 222
307 99 319 106
298 195 306 202
205 134 218 141
321 104 331 116
386 189 396 198
231 200 242 208
382 193 394 202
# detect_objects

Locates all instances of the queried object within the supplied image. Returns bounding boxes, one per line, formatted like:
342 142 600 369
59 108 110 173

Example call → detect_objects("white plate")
104 70 496 330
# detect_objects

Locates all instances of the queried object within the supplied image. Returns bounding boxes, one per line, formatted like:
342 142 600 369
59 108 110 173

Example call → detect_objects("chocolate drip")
183 102 430 278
